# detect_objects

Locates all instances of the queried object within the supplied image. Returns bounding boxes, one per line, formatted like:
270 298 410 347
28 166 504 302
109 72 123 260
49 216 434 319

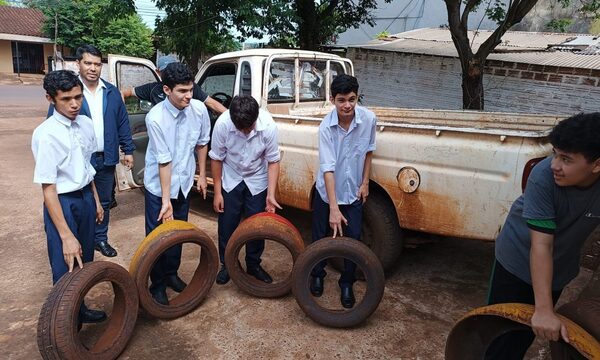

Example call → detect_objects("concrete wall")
0 40 13 73
348 47 600 115
43 44 53 73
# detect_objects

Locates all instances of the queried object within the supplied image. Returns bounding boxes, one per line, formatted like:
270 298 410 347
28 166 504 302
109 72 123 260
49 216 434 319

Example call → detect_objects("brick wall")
348 47 600 115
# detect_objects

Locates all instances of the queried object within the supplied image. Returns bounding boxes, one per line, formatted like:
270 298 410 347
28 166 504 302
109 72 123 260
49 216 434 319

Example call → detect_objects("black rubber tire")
224 212 305 298
37 261 139 360
129 221 219 319
291 237 385 328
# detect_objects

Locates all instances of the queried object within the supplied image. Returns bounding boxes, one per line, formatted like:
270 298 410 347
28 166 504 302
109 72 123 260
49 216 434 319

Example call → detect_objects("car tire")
129 220 218 319
224 212 305 298
291 237 385 328
37 261 139 360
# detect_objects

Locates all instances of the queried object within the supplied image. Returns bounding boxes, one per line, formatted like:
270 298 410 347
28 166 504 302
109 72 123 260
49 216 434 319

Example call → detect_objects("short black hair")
229 95 259 131
549 112 600 162
331 74 359 98
43 70 83 99
161 62 194 89
75 44 102 60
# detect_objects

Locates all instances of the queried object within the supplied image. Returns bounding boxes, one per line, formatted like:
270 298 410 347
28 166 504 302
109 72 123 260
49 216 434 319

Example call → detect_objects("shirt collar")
326 106 362 129
53 111 77 127
164 98 187 119
79 76 105 95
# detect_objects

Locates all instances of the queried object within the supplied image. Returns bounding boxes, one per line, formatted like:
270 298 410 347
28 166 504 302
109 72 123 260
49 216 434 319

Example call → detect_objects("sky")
135 0 165 29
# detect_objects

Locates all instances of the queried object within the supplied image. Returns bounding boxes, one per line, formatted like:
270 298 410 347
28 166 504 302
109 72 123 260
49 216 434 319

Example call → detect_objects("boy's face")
77 53 102 85
551 148 600 187
47 86 83 120
330 91 357 121
164 82 193 110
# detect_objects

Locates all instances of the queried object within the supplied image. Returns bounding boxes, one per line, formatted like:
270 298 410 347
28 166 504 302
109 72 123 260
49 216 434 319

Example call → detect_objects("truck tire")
37 261 139 360
330 188 403 277
129 220 218 319
291 237 385 328
224 212 305 298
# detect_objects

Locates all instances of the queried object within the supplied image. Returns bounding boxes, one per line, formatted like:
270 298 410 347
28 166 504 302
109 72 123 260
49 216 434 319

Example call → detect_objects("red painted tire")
224 212 305 298
129 220 219 319
291 237 385 328
37 261 139 360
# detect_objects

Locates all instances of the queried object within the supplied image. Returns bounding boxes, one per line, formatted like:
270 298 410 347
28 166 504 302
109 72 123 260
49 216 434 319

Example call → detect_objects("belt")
60 183 92 197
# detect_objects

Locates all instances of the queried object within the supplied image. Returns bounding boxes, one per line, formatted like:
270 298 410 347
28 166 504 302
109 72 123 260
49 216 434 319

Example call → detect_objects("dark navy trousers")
44 184 96 284
91 152 115 245
145 189 189 291
485 260 562 360
218 181 267 268
311 193 363 286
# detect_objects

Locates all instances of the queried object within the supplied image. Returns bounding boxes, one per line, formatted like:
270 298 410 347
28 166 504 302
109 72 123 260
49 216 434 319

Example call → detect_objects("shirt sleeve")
263 124 281 163
367 115 377 152
319 124 336 173
522 162 555 221
208 117 227 161
32 133 62 184
193 83 208 102
146 118 172 164
134 83 154 102
196 103 211 146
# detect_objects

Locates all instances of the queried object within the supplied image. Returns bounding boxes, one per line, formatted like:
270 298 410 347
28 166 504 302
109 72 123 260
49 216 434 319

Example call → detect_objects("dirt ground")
0 84 593 359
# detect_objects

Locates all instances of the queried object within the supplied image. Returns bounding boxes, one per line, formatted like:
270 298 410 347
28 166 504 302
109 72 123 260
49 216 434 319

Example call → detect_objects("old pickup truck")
105 49 562 271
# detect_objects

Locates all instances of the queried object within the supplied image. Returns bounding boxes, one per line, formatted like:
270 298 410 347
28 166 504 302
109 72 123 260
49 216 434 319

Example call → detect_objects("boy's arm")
42 184 83 272
90 181 104 224
157 163 173 222
530 229 569 343
358 152 373 203
196 144 208 199
265 161 282 213
324 172 347 238
211 160 224 213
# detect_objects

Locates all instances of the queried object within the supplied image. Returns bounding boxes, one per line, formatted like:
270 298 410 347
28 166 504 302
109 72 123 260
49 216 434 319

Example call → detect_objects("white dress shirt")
209 109 280 195
32 112 97 194
144 99 210 199
81 77 106 152
316 105 377 205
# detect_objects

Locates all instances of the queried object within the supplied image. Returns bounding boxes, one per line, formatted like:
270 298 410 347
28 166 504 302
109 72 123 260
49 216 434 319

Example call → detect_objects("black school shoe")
216 265 230 285
246 265 273 283
340 284 355 309
166 274 187 293
95 241 117 257
310 276 324 297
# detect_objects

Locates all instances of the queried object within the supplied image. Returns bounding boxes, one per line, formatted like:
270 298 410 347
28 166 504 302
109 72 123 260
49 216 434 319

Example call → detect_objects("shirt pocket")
187 129 201 151
352 137 370 158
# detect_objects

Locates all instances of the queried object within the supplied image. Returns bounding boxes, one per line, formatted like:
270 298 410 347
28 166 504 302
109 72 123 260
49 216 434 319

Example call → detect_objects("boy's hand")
357 182 369 204
62 234 83 272
197 175 208 199
158 201 173 222
122 155 134 169
213 192 224 213
531 308 569 343
329 207 348 238
95 201 104 224
265 195 282 213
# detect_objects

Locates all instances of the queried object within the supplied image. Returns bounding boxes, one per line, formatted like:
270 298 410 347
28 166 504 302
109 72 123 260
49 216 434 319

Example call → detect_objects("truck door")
107 55 159 191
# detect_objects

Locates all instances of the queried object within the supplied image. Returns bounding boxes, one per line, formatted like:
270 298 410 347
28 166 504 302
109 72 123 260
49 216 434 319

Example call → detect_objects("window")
199 62 237 101
116 62 159 113
268 60 295 102
239 61 252 96
330 61 346 82
299 61 326 101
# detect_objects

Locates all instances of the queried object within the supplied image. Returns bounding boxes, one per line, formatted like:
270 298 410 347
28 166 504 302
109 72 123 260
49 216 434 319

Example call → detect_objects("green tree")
0 0 9 6
27 0 153 58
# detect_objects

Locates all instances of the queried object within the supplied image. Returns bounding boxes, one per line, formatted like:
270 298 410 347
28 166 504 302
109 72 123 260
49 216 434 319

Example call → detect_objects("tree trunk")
461 58 484 110
296 0 319 50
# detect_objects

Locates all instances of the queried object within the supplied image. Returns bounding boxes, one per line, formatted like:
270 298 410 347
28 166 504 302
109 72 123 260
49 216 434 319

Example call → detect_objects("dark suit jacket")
47 78 135 166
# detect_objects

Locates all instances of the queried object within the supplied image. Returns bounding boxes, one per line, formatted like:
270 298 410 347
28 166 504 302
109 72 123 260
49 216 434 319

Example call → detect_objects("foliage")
375 30 391 40
591 17 600 33
546 18 574 31
26 0 153 58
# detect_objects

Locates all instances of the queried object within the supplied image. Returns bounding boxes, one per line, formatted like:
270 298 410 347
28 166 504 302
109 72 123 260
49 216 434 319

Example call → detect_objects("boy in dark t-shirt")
486 112 600 359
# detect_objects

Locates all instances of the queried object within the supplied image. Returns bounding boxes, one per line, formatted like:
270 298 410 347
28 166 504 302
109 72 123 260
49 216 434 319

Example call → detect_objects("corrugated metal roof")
352 28 600 69
0 6 46 38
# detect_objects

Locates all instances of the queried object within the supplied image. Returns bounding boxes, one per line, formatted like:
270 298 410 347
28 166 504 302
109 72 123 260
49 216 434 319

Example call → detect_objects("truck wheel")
224 212 305 298
291 237 385 328
37 261 139 360
129 220 219 319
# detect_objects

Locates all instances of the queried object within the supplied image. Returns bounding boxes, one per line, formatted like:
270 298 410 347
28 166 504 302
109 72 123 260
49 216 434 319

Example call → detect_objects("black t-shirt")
134 82 208 105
